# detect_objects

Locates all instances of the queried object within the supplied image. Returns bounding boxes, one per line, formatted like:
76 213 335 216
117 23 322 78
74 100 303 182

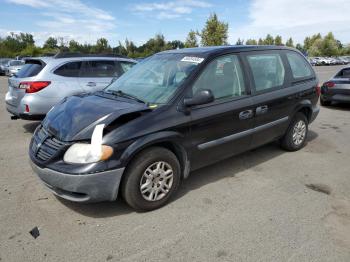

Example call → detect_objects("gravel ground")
0 65 349 262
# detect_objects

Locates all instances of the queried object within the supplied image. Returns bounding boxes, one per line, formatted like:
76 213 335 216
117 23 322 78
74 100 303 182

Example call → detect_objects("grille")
32 126 68 161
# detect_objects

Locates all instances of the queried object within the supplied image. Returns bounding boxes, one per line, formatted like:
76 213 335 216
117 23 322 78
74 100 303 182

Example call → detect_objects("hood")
42 93 150 141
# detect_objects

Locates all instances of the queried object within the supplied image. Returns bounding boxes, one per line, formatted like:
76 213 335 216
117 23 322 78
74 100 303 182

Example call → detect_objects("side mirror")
183 89 214 107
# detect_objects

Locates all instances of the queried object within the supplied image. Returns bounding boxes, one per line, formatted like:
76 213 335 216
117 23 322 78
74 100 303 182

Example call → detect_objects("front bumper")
30 160 125 203
321 94 350 103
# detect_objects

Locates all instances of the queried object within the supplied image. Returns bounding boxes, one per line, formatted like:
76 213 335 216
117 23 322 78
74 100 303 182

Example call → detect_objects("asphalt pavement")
0 65 349 262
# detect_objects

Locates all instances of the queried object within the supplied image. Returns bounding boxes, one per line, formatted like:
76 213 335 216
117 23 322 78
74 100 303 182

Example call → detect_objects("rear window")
247 53 285 92
16 62 45 78
54 62 82 77
81 60 119 77
286 52 313 79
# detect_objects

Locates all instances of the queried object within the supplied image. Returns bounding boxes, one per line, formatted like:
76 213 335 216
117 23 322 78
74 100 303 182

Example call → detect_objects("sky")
0 0 349 47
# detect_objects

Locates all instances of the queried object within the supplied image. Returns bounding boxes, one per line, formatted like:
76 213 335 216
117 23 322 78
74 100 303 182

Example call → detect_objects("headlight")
63 143 113 164
63 124 113 164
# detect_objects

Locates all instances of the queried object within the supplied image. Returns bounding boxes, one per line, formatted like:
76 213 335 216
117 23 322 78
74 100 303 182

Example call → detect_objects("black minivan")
29 46 320 211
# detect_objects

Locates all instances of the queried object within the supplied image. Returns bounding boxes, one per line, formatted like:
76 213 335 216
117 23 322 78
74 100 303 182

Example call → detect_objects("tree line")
0 13 349 58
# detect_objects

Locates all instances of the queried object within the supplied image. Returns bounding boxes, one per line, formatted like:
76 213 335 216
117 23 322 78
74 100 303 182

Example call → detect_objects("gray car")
0 58 11 75
5 60 25 76
5 54 136 120
320 67 350 106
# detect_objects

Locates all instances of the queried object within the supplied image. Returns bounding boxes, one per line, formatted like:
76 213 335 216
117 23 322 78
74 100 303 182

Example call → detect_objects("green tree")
43 37 58 49
274 35 283 46
199 13 228 46
309 38 323 56
286 37 294 47
295 43 304 52
184 30 198 48
258 38 264 45
114 41 128 56
321 32 340 56
125 39 138 57
245 39 257 45
304 33 321 51
235 38 244 45
167 40 184 50
94 38 111 53
68 40 82 52
19 33 35 47
264 34 274 45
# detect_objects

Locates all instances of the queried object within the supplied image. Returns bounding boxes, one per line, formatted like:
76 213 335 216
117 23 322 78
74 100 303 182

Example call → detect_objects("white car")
5 60 25 76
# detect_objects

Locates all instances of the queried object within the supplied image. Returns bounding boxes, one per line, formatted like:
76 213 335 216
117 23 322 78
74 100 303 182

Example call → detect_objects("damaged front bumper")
30 160 125 203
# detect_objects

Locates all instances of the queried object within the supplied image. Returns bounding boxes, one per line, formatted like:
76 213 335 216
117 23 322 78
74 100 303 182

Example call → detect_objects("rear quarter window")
81 60 119 77
286 52 313 79
54 62 82 77
119 62 135 73
247 53 285 92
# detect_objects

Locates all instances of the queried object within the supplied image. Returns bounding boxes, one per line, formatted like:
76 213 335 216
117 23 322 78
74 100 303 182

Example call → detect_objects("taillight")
19 81 51 93
315 83 321 96
324 81 335 88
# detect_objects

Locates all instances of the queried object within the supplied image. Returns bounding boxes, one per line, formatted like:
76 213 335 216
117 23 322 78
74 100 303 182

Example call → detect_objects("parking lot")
0 65 349 261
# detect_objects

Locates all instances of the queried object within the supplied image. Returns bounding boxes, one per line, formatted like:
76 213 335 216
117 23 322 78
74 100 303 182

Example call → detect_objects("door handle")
87 82 96 87
239 110 253 120
256 105 268 115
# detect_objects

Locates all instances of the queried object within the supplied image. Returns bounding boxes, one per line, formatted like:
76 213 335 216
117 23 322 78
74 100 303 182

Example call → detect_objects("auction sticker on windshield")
181 56 205 64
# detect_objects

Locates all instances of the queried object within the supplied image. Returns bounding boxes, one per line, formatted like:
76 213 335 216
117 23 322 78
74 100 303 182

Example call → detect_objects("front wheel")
121 147 181 211
281 113 308 151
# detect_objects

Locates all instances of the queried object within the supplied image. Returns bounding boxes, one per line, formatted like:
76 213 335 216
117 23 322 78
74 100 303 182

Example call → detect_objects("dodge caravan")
29 46 320 211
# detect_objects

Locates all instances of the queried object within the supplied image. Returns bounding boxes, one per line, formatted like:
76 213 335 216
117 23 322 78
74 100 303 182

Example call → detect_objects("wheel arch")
293 100 313 122
119 131 189 179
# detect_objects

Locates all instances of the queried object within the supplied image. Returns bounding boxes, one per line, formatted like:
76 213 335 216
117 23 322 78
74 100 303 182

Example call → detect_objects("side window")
336 68 350 78
247 53 285 92
286 52 313 79
192 54 245 100
82 60 119 77
119 62 135 73
54 62 82 77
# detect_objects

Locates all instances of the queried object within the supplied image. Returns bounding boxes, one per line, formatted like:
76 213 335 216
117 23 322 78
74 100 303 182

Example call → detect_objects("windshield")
9 60 24 66
105 53 203 104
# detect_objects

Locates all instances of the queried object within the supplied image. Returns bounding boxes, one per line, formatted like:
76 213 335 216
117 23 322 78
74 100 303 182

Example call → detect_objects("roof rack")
53 52 128 59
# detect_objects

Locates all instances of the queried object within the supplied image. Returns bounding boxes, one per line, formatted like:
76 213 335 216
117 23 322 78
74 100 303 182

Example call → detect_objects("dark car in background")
320 67 350 106
29 46 320 211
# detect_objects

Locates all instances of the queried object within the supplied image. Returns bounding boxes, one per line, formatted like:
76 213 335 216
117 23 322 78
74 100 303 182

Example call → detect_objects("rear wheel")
121 147 181 211
281 113 308 151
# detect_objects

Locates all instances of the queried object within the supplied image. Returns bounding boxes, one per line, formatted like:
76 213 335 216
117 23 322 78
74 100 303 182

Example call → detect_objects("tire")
281 113 308 151
121 147 181 211
320 97 331 106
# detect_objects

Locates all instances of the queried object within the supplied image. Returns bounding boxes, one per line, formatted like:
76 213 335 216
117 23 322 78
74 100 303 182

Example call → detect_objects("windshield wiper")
106 90 146 104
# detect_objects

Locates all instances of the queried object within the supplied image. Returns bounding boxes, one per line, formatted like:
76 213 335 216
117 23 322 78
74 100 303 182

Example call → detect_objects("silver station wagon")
5 53 136 120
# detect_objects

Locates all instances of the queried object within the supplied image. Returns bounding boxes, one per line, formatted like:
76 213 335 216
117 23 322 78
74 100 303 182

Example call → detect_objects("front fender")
119 131 186 168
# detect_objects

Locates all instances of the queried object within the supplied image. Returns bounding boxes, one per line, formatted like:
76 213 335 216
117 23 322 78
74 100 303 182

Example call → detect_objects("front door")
187 54 255 170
